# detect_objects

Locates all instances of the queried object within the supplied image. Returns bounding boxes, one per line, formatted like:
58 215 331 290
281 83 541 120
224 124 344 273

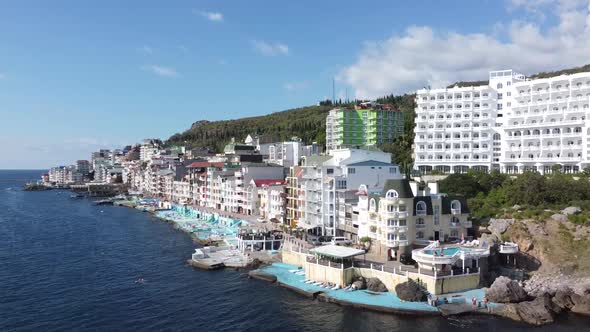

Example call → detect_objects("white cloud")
251 40 289 56
284 81 309 91
339 1 590 99
139 45 154 55
141 65 179 78
196 10 223 22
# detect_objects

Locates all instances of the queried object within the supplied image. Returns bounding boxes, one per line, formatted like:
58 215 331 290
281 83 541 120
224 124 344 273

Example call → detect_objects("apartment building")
414 69 590 174
326 102 404 152
287 148 403 236
356 179 471 260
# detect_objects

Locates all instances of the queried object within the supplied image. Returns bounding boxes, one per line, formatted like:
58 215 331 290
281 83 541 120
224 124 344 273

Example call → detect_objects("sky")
1 0 590 169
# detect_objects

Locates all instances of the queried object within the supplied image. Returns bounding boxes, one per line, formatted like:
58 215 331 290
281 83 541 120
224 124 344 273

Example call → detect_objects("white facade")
291 148 403 236
502 72 590 173
414 69 590 174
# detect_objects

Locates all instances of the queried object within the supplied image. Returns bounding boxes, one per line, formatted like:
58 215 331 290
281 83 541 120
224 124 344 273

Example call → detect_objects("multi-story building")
356 179 471 260
287 148 403 236
502 71 590 173
76 160 90 175
256 180 287 223
326 102 404 152
266 140 321 168
414 69 590 174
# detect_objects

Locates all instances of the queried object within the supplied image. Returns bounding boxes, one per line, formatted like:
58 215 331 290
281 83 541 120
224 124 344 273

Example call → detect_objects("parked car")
331 237 352 246
399 253 416 266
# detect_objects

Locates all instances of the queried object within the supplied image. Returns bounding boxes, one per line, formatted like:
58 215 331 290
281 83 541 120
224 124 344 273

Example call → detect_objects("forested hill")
166 105 333 152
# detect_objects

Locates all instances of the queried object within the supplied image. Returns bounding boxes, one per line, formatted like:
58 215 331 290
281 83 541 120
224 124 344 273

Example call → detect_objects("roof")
381 179 414 198
303 155 332 166
253 179 285 187
346 160 395 167
187 161 225 168
310 245 365 259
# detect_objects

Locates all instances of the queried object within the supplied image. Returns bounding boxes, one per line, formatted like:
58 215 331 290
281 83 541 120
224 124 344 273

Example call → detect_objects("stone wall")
356 268 409 292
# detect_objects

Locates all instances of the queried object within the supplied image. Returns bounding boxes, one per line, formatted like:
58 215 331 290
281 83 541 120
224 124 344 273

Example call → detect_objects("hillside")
167 105 333 152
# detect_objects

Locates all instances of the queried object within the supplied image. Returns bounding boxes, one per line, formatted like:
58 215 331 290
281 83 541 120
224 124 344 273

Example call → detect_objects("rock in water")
366 278 388 292
249 258 263 269
515 294 558 326
571 293 590 316
552 288 575 310
394 280 427 302
485 276 528 303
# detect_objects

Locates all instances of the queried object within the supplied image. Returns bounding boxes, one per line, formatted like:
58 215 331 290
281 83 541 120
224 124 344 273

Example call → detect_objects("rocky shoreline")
486 276 590 325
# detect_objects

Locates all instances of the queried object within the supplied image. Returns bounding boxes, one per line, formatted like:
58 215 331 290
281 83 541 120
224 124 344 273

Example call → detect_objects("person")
484 297 490 312
471 297 477 309
427 294 432 306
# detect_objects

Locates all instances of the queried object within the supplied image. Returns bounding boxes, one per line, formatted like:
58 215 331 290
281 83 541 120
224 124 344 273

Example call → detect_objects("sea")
1 169 589 332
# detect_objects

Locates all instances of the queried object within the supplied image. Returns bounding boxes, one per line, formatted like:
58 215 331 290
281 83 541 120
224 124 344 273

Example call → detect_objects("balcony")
386 239 409 247
451 208 461 215
462 220 473 228
450 221 461 228
416 209 427 216
415 223 426 229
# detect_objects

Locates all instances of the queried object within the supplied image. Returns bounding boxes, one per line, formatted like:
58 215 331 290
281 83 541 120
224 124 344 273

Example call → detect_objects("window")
336 180 347 189
387 219 396 226
416 231 424 239
398 205 407 212
347 167 355 174
434 206 440 225
451 200 461 213
369 199 376 211
326 168 334 174
387 204 395 212
389 167 397 174
416 201 427 215
386 190 398 199
497 83 503 89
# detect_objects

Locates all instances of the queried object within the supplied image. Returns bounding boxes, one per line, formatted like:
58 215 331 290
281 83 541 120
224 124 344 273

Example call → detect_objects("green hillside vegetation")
439 170 590 223
167 105 333 152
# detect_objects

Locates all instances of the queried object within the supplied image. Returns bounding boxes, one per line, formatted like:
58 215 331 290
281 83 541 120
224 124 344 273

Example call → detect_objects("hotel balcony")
386 239 409 247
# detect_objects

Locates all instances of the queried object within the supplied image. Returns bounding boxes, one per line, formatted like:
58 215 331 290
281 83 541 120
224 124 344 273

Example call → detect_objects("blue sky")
1 0 589 168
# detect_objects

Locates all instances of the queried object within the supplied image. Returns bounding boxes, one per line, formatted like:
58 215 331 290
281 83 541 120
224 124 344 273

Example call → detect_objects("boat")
70 193 84 199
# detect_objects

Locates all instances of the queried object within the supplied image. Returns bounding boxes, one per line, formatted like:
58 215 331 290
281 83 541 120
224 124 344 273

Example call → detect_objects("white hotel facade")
414 69 590 174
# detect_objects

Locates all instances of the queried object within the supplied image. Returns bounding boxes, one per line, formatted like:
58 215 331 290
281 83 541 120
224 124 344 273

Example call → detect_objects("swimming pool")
423 247 461 256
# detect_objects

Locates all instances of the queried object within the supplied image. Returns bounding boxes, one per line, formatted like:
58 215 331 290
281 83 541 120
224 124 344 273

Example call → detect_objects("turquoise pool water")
423 247 461 256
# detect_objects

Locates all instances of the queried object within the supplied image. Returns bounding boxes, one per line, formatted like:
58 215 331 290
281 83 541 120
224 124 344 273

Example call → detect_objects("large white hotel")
414 69 590 174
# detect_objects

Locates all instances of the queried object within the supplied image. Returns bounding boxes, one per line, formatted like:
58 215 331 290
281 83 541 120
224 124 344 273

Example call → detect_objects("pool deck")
253 262 501 316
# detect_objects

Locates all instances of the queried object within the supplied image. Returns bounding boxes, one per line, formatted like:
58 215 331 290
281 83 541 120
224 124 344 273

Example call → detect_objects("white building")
267 140 321 168
288 148 403 236
414 69 590 174
356 179 471 260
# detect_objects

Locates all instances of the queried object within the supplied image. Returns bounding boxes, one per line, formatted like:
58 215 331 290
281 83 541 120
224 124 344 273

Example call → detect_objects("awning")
310 245 365 259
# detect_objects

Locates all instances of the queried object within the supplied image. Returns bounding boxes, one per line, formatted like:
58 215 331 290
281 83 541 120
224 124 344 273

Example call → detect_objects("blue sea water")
1 170 589 332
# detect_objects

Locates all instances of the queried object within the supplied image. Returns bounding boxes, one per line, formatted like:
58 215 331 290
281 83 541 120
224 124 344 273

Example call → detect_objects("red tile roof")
253 179 285 187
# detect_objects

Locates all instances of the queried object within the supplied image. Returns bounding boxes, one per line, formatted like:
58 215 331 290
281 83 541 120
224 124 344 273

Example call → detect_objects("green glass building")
325 103 404 151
